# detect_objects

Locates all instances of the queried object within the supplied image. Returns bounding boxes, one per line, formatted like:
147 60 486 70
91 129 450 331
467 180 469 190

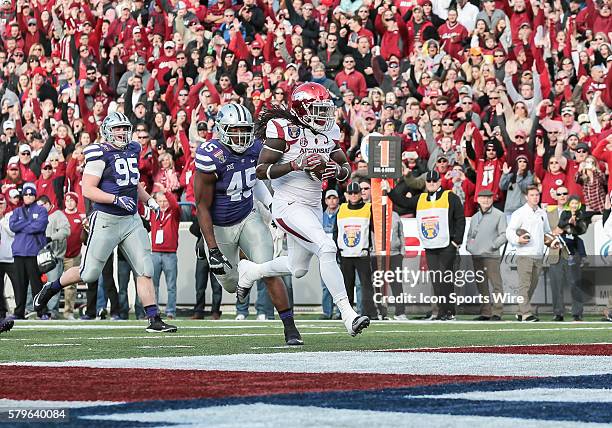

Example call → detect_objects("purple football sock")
50 279 62 291
145 305 159 319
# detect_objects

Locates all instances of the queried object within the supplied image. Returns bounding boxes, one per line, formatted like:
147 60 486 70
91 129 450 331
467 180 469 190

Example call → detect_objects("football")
306 154 329 181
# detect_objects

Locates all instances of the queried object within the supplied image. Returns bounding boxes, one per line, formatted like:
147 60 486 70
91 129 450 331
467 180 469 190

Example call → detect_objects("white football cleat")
256 314 267 321
237 259 259 303
344 314 370 337
235 314 246 321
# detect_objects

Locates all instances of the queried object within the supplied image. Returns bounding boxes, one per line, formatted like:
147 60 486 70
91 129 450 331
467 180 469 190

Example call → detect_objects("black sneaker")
284 327 304 346
146 315 178 333
523 315 539 322
97 308 107 320
572 315 583 322
515 314 523 322
33 282 60 312
603 313 612 322
552 315 564 322
0 318 14 334
345 315 370 336
491 315 502 321
473 315 491 321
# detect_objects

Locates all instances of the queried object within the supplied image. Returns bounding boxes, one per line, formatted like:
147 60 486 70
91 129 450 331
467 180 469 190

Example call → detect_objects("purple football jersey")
194 139 261 226
83 141 141 216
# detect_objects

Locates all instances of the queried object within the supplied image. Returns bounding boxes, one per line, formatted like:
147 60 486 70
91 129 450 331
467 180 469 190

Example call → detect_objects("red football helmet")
290 82 336 132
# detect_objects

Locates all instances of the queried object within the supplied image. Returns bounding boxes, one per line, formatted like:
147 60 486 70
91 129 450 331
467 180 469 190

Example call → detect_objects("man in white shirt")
457 0 479 32
506 186 554 322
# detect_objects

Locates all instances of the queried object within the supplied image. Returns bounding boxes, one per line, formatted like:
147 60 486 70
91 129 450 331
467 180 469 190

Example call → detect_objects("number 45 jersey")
83 141 141 216
195 139 261 226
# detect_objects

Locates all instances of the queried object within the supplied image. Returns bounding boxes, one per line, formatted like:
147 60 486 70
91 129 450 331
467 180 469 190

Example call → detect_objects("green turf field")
2 319 611 362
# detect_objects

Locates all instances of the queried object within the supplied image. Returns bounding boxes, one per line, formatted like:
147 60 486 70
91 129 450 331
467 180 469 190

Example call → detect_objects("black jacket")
388 186 465 248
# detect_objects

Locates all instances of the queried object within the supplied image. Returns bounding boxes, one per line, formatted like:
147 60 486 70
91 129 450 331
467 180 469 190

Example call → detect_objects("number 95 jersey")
83 141 141 216
195 139 261 226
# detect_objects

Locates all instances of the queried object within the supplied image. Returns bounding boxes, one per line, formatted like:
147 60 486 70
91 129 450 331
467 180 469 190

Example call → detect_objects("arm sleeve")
253 180 273 208
83 159 106 177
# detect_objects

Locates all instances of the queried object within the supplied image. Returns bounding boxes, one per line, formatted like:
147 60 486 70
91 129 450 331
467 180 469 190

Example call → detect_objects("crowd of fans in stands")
1 0 612 319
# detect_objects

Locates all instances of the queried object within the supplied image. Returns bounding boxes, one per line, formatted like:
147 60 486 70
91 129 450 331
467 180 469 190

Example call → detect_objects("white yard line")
25 343 81 347
0 399 123 409
137 345 195 349
4 351 612 377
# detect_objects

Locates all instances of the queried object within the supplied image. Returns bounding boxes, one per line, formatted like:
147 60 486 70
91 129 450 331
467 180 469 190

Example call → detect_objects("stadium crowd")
1 0 612 322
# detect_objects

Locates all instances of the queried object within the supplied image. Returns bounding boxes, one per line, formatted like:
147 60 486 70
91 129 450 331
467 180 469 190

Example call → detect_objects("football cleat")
284 327 304 346
33 282 60 312
0 318 14 334
146 315 178 333
345 315 370 337
237 259 259 303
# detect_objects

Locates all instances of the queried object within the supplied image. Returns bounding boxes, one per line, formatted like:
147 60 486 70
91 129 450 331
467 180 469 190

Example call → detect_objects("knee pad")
80 267 102 285
293 269 308 279
133 254 154 279
318 248 338 264
316 240 338 259
216 273 238 293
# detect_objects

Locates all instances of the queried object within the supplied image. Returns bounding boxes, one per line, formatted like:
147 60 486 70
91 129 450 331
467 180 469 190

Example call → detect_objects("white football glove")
291 153 323 171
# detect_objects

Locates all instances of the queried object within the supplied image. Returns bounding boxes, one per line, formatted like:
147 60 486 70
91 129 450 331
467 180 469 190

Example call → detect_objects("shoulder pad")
266 118 291 140
83 144 104 163
195 140 224 173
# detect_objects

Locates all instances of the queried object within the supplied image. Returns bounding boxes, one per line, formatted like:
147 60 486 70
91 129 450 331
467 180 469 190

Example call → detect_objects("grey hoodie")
46 210 70 259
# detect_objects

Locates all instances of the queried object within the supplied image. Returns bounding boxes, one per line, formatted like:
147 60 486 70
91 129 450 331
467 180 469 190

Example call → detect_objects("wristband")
266 164 274 180
337 166 350 182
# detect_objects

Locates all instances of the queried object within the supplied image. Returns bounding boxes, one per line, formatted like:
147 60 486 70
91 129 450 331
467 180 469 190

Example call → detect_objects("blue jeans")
194 258 222 315
355 272 362 314
235 279 275 319
46 259 64 318
117 257 144 319
96 275 106 313
321 278 334 318
151 252 178 316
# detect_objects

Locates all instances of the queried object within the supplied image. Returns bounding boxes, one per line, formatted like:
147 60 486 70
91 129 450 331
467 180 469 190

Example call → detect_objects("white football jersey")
266 118 341 206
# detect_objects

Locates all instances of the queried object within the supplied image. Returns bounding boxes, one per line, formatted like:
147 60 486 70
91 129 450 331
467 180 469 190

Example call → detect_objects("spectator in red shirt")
62 192 85 320
35 161 57 207
1 157 22 199
438 9 469 61
149 189 181 320
16 145 36 183
335 54 368 98
535 142 567 207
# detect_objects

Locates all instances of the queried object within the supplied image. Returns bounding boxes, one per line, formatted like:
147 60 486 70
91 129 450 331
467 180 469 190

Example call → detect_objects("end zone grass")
2 319 611 363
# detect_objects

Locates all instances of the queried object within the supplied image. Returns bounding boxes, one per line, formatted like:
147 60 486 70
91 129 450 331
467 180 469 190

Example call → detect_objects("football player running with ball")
33 112 177 333
193 103 303 345
238 82 370 336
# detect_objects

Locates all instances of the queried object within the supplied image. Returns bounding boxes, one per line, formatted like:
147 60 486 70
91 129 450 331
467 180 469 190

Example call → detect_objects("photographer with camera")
506 185 555 322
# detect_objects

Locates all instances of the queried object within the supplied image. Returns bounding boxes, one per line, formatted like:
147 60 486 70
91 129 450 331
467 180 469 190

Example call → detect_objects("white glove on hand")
147 197 161 219
291 153 323 171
